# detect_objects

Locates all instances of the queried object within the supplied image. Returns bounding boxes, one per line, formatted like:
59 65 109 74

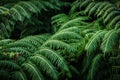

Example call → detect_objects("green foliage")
0 0 120 80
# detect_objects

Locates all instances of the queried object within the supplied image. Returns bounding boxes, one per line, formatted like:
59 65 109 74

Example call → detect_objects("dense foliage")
0 0 120 80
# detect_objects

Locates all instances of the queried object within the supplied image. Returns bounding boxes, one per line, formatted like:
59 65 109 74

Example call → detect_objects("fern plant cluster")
52 0 120 79
0 0 120 80
0 0 71 39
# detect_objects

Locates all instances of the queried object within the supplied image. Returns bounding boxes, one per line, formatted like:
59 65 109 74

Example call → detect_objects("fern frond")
0 23 10 39
60 26 80 33
4 47 31 57
10 7 24 21
59 17 89 31
11 71 27 80
19 34 50 48
70 11 85 18
40 1 55 9
13 4 31 19
97 3 113 17
101 30 119 53
88 2 102 16
52 14 69 32
109 56 120 66
32 1 47 11
42 39 75 52
30 54 58 80
85 30 107 54
34 48 69 71
84 2 96 15
102 7 117 19
104 11 120 24
19 2 37 13
108 15 120 29
115 21 120 29
0 6 9 15
80 0 92 9
95 2 110 17
51 14 69 27
22 61 44 80
87 54 105 80
69 2 81 15
0 39 13 46
0 60 20 71
6 42 36 52
50 31 81 40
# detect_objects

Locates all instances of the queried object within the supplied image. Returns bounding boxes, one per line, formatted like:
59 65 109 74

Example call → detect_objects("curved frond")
97 3 113 17
104 11 120 24
108 15 120 29
85 30 107 53
84 2 96 15
102 7 117 19
42 40 75 52
22 62 44 80
88 2 102 16
0 39 13 46
87 54 105 80
30 54 58 80
7 42 36 52
11 71 27 80
0 60 20 71
50 31 81 40
4 47 31 57
80 0 92 9
34 48 69 71
59 17 89 31
10 7 24 21
69 2 81 15
95 2 110 16
13 4 31 19
101 30 120 53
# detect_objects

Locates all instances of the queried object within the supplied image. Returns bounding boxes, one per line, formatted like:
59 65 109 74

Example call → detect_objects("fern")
11 71 27 80
84 2 96 15
58 17 89 31
42 39 75 52
79 0 92 9
34 48 69 71
104 11 120 24
22 61 44 80
50 31 81 40
85 30 107 54
0 60 20 71
87 54 106 80
88 2 102 16
30 54 58 80
95 2 110 17
97 3 113 17
108 15 120 29
101 29 120 54
0 0 120 80
102 7 117 19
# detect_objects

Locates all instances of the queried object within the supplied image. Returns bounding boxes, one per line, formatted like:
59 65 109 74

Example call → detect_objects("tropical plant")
0 0 120 80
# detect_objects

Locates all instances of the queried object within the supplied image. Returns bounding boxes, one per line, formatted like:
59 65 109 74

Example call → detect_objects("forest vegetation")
0 0 120 80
